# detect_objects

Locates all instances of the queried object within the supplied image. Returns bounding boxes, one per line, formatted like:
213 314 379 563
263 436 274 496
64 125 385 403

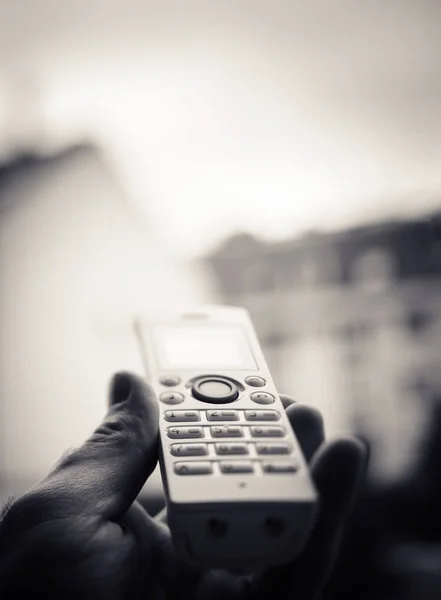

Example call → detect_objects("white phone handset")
135 306 317 570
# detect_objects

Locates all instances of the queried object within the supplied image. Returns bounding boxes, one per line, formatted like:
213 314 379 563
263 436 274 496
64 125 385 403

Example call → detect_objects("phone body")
135 305 317 570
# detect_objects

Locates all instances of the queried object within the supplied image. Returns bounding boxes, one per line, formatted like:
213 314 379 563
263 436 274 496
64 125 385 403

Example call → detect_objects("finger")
154 506 168 525
35 372 160 519
252 436 367 599
301 437 367 567
285 404 325 463
279 393 296 409
123 501 205 596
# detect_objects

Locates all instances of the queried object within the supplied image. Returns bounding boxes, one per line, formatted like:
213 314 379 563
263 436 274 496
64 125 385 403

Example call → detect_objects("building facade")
205 214 441 483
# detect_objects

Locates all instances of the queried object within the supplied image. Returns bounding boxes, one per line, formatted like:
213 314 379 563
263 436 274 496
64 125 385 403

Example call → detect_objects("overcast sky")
1 0 441 256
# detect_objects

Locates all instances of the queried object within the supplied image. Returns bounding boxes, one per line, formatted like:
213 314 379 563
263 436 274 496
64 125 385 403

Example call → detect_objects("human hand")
0 372 367 600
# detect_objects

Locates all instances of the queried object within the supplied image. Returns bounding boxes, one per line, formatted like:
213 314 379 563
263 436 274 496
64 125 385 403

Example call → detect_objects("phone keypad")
167 426 204 439
165 410 200 422
167 408 299 475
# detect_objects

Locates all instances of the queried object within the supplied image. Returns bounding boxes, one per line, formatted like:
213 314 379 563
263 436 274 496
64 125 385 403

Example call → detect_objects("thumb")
40 372 159 520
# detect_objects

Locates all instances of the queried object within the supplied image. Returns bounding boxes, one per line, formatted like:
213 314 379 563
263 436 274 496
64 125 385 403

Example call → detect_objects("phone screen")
152 324 257 371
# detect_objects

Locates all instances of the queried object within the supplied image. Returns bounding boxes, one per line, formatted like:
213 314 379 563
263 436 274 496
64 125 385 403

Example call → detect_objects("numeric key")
250 426 285 437
167 426 204 439
262 461 299 474
207 410 238 421
256 443 291 455
220 461 254 474
165 410 200 422
174 462 213 475
245 410 280 421
171 443 208 456
210 425 243 438
215 443 248 455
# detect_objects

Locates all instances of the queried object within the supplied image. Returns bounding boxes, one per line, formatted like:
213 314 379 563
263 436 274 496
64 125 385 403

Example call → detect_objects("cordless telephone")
135 306 317 570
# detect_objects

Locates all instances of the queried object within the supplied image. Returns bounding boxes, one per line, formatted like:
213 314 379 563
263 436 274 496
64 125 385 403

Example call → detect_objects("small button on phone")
220 461 254 474
159 376 181 387
167 426 204 439
250 392 275 405
256 443 291 455
250 426 285 438
210 425 243 438
170 443 208 456
207 410 239 421
164 410 200 422
215 443 248 455
244 376 266 387
174 462 213 475
160 392 184 405
262 461 299 474
245 410 280 421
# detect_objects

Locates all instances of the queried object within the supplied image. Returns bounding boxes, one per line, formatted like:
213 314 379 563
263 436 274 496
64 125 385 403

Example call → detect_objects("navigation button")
250 392 275 405
245 410 280 421
174 462 213 475
167 426 204 439
210 425 243 438
170 443 208 456
160 392 184 405
192 376 239 404
164 410 200 422
207 410 239 421
250 426 285 438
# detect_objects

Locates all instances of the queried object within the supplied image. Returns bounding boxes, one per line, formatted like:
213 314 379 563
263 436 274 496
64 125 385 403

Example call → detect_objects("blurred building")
0 144 210 504
205 214 441 483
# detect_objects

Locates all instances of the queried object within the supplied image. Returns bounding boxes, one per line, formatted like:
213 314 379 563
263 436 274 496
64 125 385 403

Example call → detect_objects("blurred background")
1 1 441 598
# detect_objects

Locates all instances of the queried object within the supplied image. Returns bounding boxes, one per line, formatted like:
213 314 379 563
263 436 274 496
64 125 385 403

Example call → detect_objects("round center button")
199 381 232 398
192 377 239 404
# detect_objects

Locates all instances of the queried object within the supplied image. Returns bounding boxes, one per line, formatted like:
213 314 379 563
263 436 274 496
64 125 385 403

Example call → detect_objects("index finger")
279 394 325 462
251 436 367 599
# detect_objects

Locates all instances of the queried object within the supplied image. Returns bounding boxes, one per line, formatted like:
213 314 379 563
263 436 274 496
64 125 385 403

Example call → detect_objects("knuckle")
1 489 56 533
55 446 83 469
91 412 154 455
